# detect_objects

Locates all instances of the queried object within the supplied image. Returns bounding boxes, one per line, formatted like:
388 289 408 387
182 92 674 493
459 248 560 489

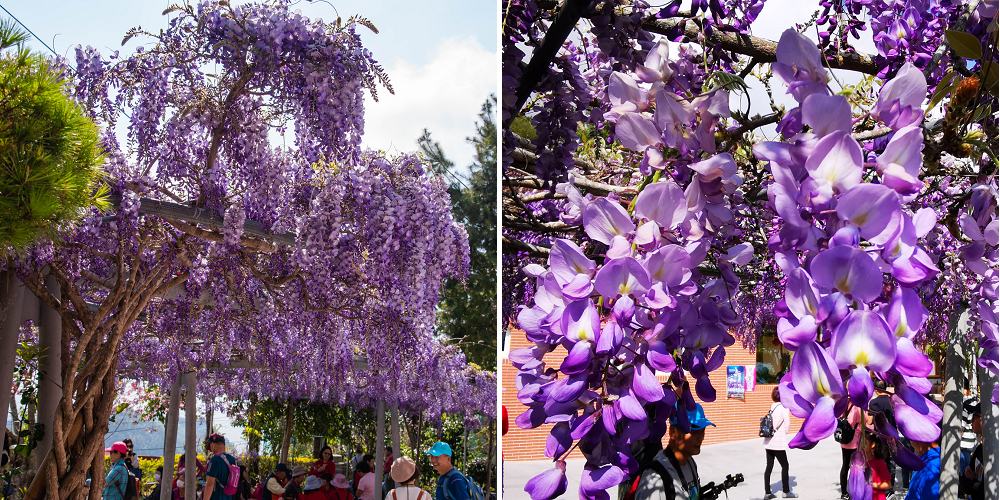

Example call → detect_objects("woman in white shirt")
388 456 431 500
764 387 797 499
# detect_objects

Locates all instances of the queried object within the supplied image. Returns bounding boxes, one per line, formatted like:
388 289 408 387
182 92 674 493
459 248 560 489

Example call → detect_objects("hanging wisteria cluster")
12 2 488 495
503 0 997 498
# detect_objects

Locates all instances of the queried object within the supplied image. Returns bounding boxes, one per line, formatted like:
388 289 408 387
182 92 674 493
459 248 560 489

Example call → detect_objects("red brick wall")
501 329 802 461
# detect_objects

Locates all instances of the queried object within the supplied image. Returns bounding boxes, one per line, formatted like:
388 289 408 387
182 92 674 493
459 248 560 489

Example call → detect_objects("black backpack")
115 462 140 500
759 407 776 438
834 417 856 444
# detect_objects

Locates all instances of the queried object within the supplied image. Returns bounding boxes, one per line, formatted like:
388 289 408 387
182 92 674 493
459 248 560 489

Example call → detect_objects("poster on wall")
745 365 756 392
727 366 745 399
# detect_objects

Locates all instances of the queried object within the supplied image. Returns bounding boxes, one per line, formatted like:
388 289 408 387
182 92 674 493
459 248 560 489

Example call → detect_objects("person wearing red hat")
103 441 131 500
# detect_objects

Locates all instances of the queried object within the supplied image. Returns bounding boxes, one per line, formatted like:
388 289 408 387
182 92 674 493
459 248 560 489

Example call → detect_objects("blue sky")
0 0 498 171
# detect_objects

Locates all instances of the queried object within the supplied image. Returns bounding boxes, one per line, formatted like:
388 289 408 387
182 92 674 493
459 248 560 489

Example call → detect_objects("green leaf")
945 30 983 60
926 71 958 111
162 4 182 15
983 62 998 97
708 71 749 92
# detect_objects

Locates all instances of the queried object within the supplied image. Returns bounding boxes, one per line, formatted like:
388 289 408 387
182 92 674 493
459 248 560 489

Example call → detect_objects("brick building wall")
501 329 803 461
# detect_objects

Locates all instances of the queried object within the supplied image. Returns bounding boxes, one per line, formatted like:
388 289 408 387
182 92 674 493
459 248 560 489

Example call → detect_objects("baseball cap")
105 442 128 454
275 463 291 473
207 433 226 444
669 402 716 431
425 442 452 457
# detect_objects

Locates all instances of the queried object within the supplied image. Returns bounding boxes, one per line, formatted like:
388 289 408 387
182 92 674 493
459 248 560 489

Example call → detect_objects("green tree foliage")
418 96 497 370
0 18 108 252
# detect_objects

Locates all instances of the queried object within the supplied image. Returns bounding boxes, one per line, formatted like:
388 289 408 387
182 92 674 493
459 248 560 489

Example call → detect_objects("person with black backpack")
426 442 470 500
628 403 714 500
103 441 139 500
761 387 796 499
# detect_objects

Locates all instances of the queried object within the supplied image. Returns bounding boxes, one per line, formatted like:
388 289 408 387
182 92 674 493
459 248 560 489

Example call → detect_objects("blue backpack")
441 469 485 500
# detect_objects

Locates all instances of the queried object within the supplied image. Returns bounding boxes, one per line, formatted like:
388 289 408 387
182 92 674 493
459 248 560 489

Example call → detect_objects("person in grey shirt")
633 402 715 500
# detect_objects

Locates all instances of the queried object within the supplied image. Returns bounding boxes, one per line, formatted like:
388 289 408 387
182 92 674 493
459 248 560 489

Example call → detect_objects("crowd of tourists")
617 382 987 500
101 435 477 500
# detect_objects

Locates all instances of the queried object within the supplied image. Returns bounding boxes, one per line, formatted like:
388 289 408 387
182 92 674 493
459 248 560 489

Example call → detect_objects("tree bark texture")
22 244 189 500
280 399 294 464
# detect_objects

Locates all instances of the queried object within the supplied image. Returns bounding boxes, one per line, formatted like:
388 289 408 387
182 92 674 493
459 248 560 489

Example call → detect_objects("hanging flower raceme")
754 29 949 459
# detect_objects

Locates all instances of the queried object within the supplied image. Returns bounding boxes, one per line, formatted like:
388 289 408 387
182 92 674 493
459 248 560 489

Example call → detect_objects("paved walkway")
504 436 855 500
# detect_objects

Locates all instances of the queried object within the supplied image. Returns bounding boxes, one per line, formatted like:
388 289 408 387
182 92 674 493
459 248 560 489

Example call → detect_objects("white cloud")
360 37 497 174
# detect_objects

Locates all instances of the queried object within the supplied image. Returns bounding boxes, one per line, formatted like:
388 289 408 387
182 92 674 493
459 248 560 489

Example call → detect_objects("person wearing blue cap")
425 442 470 500
631 402 715 500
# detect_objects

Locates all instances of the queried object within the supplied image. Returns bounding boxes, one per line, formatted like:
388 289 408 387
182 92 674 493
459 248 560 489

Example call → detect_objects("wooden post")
0 271 25 436
941 308 970 500
462 425 468 474
161 374 182 500
485 418 494 495
280 399 294 464
390 403 401 460
981 361 998 500
33 274 60 469
375 400 385 500
184 371 197 500
205 404 213 440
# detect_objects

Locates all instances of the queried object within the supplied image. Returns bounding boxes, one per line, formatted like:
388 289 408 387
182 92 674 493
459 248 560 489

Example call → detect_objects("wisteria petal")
647 340 677 372
643 244 692 287
524 464 568 500
562 299 600 342
583 197 636 245
802 93 852 136
836 183 901 239
777 315 819 349
779 377 814 418
595 257 651 299
682 323 725 349
695 376 717 402
802 395 838 441
848 451 872 500
617 391 648 421
790 341 845 402
581 465 627 494
848 366 875 409
894 337 933 377
561 340 594 375
633 362 665 402
597 321 625 355
831 310 897 371
616 112 662 152
804 131 863 193
635 180 688 229
785 267 821 319
811 245 883 302
545 422 573 458
689 153 737 181
893 396 941 442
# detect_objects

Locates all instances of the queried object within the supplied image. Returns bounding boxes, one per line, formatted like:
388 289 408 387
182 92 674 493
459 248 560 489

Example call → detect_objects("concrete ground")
503 436 859 500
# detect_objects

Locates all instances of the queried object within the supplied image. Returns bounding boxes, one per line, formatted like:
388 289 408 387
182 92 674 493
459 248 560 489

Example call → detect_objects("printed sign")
745 365 756 392
727 365 745 399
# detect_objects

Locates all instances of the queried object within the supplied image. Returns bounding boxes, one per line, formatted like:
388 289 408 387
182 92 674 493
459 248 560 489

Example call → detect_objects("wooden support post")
390 403 401 460
462 426 468 474
981 362 998 500
0 271 25 437
375 400 385 500
485 418 494 495
185 371 197 500
280 399 294 464
161 374 182 500
941 308 970 500
33 274 60 469
205 404 214 440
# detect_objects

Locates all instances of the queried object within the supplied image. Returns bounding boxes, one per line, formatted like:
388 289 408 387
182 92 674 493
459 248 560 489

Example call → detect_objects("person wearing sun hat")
388 456 431 500
425 442 469 500
328 473 352 500
631 402 716 500
103 441 131 500
300 475 325 500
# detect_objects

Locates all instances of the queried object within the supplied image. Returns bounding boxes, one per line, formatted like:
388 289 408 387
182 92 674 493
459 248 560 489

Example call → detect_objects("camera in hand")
701 473 745 500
